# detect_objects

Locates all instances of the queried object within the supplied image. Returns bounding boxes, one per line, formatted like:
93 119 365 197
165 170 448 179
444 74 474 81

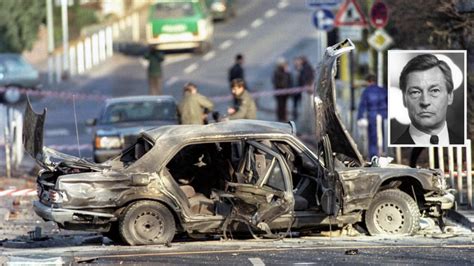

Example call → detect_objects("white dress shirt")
409 121 450 145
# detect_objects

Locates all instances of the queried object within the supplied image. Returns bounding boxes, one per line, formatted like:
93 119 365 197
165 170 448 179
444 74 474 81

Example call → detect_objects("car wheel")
195 42 211 55
119 200 175 245
365 189 420 235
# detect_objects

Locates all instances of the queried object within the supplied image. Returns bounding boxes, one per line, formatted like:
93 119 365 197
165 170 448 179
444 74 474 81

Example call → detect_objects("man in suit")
394 54 463 145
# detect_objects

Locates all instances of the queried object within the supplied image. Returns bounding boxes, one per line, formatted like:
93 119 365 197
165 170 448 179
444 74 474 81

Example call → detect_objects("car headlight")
432 170 447 190
95 135 121 149
197 19 208 38
211 2 226 12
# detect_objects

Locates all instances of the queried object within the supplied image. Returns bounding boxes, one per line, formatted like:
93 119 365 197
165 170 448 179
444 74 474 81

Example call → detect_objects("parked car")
0 53 40 104
206 0 235 21
146 0 214 53
26 40 454 246
88 95 179 162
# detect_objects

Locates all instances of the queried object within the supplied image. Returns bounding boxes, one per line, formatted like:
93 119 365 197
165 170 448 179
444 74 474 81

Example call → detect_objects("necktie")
430 135 439 144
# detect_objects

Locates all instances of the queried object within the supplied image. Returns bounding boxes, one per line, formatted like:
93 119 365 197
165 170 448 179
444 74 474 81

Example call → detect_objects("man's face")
403 67 453 134
231 85 244 96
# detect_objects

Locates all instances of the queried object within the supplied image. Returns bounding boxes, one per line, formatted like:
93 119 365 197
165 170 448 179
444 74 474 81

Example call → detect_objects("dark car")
26 40 454 246
89 95 179 162
206 0 235 21
0 53 40 104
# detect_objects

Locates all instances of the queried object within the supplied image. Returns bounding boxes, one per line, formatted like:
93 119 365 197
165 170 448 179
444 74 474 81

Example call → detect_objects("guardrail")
48 6 148 84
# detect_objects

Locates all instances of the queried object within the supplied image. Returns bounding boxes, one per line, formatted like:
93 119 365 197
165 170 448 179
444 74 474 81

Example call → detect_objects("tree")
0 0 46 53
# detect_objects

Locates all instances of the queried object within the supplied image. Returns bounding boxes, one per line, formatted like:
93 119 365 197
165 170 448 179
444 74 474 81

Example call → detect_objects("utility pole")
61 0 69 79
46 0 54 84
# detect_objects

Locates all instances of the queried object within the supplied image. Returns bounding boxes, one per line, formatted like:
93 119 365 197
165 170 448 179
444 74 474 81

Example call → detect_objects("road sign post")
368 29 393 86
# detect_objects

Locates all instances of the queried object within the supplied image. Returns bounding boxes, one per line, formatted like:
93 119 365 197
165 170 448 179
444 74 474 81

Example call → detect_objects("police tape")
0 188 36 197
0 85 311 103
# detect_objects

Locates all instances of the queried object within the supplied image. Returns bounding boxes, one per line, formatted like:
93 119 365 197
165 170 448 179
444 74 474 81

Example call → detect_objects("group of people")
272 56 315 122
177 78 256 125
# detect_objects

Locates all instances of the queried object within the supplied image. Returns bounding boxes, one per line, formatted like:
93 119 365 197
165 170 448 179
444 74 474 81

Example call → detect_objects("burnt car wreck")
26 39 455 246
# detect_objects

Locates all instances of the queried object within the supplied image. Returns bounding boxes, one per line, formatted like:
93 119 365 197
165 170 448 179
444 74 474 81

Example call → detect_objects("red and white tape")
0 85 310 103
0 188 36 197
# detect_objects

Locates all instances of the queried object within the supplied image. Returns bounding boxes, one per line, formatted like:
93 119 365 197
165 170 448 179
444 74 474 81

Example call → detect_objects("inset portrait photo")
388 50 466 147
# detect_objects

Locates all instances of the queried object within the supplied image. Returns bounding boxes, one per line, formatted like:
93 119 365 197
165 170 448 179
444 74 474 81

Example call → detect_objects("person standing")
228 78 256 120
293 56 314 121
272 58 293 122
144 48 164 95
178 82 214 125
228 54 246 88
357 74 387 158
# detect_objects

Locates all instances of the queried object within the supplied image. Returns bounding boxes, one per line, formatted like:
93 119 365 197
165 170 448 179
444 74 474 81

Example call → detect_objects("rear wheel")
365 189 420 235
119 200 175 245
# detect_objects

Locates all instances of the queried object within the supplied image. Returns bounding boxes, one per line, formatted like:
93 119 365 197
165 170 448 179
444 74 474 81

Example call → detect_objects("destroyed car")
26 40 455 246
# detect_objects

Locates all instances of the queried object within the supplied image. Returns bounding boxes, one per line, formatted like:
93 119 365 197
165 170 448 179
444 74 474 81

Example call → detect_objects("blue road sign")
312 8 335 31
307 0 341 8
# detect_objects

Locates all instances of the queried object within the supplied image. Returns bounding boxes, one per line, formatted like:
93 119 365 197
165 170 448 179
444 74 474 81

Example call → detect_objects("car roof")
144 120 295 142
104 95 176 105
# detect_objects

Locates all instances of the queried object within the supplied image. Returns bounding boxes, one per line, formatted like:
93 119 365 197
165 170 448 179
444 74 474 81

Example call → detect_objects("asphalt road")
2 235 474 265
23 0 323 160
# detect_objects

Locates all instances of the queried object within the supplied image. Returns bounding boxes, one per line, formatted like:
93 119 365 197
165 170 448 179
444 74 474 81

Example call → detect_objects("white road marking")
236 29 249 39
0 189 16 196
202 51 216 61
277 1 289 9
264 9 277 18
184 63 198 74
219 40 233 50
251 18 264 28
163 54 193 66
248 257 265 266
45 128 70 137
165 76 179 86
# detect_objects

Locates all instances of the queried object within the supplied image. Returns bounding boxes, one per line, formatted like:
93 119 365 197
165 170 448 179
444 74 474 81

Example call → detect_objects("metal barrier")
0 106 23 178
427 141 473 208
48 6 147 84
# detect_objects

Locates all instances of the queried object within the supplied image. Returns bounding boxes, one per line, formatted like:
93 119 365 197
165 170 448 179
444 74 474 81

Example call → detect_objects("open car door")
222 140 294 237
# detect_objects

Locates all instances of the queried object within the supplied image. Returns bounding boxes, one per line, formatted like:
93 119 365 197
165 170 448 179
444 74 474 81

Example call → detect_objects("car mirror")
85 118 96 126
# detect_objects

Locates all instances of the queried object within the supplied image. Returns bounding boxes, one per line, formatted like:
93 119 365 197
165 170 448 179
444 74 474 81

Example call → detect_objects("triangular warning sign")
335 0 368 27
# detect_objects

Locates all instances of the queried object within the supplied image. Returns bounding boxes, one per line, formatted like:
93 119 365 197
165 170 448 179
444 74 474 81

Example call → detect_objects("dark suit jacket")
393 126 464 145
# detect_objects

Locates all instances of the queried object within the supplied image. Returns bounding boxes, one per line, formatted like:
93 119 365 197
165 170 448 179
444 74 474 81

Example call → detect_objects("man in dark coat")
272 58 293 122
228 54 246 88
293 56 314 121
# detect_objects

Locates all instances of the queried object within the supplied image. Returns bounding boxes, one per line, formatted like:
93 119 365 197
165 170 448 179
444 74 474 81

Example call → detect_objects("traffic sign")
312 8 335 31
307 0 341 8
368 29 393 51
370 1 389 28
334 0 368 27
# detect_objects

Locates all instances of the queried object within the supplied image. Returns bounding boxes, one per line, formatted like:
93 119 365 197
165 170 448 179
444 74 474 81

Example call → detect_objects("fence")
47 6 148 84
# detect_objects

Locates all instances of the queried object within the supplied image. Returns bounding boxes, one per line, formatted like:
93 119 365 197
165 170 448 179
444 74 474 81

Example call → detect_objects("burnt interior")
166 140 327 217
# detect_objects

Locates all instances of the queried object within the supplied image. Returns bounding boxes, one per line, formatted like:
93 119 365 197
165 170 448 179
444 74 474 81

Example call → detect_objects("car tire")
195 42 211 55
119 200 175 245
365 189 420 235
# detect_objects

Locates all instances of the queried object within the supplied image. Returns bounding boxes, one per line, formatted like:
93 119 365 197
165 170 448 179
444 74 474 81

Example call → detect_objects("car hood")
96 120 178 136
23 99 109 171
313 39 364 166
